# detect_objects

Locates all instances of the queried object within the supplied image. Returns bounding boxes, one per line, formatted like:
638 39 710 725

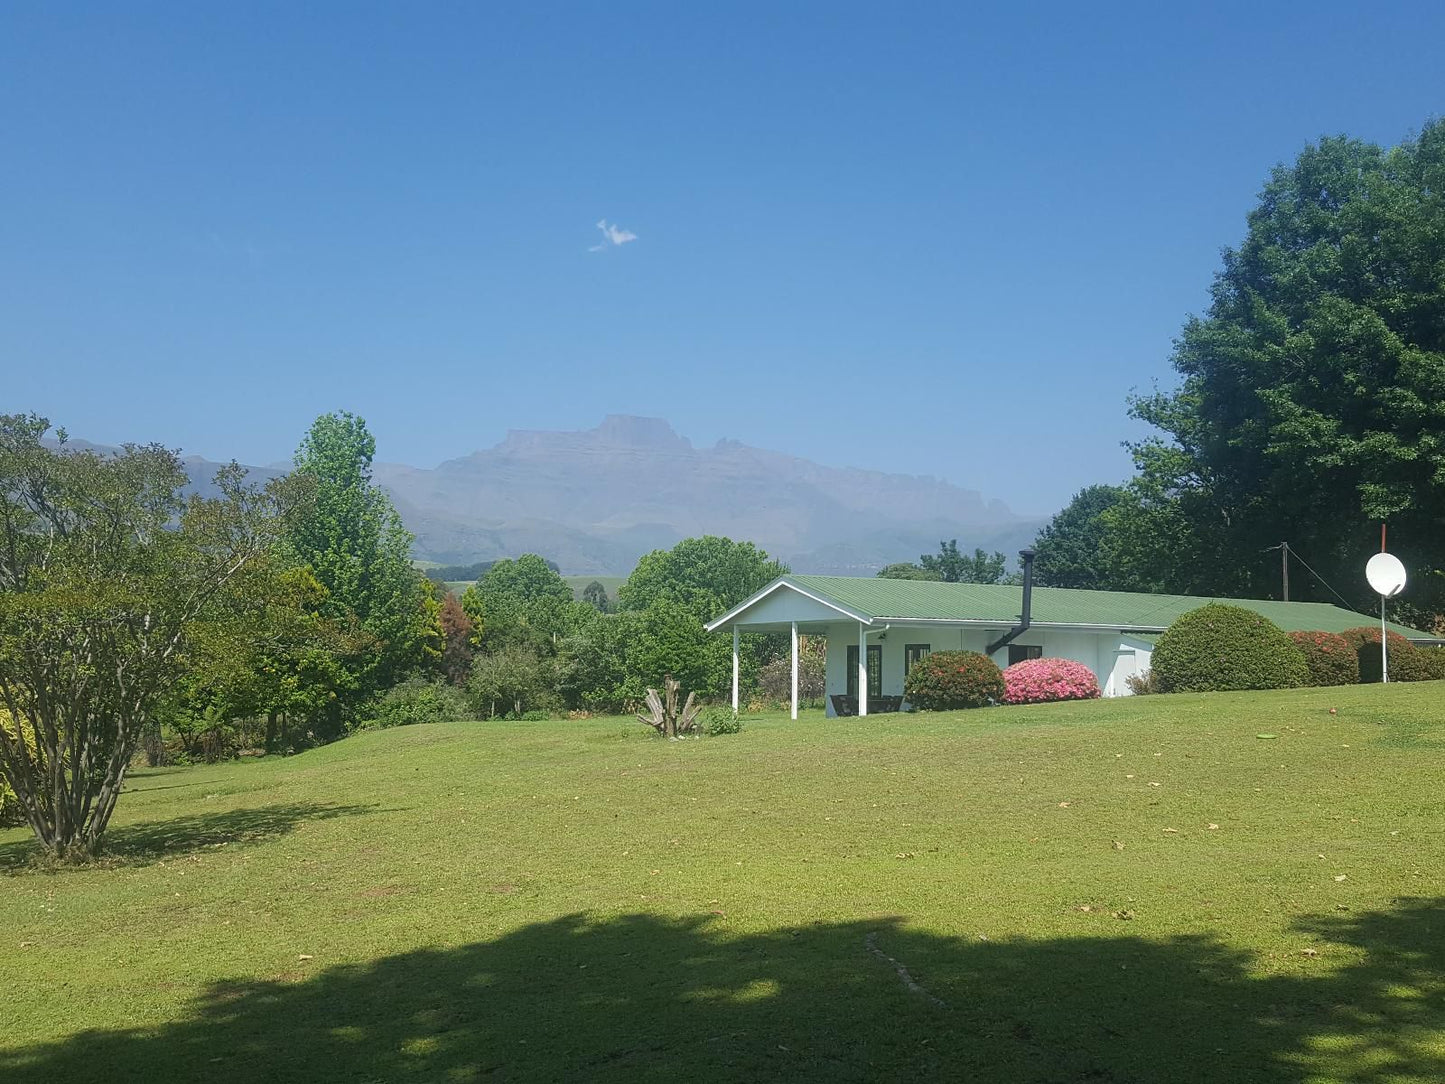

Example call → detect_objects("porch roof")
707 575 1434 641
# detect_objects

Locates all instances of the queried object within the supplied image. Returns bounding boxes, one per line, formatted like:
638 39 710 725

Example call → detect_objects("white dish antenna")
1366 552 1407 597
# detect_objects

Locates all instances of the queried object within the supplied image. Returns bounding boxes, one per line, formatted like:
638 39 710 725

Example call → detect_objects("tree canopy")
918 540 1008 585
1030 485 1125 589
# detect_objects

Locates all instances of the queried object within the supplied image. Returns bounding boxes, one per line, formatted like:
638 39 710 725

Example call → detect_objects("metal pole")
732 627 740 712
790 621 799 720
1381 596 1389 685
1281 542 1289 602
857 621 868 717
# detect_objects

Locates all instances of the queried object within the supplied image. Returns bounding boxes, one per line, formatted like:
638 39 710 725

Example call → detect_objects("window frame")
1008 644 1043 666
904 643 931 676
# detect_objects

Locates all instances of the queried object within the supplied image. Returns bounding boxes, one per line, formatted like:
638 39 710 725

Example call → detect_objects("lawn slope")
3 684 1444 1082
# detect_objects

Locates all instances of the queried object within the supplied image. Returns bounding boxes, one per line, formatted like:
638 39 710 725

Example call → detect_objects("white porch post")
857 620 868 717
790 621 799 720
732 627 740 713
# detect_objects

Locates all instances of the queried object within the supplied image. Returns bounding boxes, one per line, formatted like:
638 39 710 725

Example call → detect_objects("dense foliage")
918 540 1008 584
1031 485 1125 589
903 650 1004 710
876 563 943 581
1151 605 1308 693
1288 631 1360 687
1105 122 1445 622
286 412 440 736
368 678 471 729
1340 627 1433 683
756 635 826 705
1002 657 1101 704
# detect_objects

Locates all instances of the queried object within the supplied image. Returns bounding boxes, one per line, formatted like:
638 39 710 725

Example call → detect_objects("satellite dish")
1366 552 1407 598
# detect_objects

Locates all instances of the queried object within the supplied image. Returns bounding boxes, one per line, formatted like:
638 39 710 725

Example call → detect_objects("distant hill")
58 418 1044 576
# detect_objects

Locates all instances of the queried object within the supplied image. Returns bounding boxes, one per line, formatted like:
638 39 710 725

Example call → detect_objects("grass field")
3 684 1444 1082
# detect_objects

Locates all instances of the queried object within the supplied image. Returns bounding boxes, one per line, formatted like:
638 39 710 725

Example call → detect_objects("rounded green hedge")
1288 631 1360 687
1151 605 1308 693
903 650 1004 710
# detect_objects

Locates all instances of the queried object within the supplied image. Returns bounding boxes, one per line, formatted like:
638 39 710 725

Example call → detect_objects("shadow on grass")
0 802 378 871
3 898 1442 1083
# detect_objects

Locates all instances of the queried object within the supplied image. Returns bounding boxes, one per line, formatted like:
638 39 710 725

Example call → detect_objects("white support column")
857 621 868 717
732 627 740 712
790 621 799 720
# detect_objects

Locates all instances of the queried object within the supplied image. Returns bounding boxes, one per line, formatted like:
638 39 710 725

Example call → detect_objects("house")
706 553 1437 717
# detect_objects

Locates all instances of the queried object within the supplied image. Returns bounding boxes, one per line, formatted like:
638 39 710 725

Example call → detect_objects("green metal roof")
782 575 1432 639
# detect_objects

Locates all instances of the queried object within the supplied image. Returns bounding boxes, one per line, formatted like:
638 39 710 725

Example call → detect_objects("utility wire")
1285 546 1373 616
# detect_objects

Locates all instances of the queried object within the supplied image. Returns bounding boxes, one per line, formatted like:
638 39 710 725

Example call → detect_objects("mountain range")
66 417 1044 575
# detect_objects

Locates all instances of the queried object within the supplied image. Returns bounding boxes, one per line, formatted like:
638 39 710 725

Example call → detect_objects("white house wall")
822 624 1146 714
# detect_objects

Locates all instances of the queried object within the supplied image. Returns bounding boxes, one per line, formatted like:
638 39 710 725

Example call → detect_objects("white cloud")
589 218 638 251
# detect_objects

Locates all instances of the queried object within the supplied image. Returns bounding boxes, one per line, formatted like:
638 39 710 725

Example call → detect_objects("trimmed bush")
903 650 1004 710
1340 627 1432 683
369 678 472 729
1151 604 1308 693
1289 631 1360 687
1002 657 1101 704
1421 646 1445 681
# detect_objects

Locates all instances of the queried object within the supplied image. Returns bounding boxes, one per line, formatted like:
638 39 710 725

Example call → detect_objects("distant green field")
4 683 1444 1081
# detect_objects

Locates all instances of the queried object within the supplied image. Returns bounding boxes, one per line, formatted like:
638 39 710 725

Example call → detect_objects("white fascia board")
705 577 873 632
868 617 1168 633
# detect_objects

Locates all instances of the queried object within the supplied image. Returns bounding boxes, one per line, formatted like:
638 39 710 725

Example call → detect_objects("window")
846 644 883 698
1008 644 1043 666
904 644 931 676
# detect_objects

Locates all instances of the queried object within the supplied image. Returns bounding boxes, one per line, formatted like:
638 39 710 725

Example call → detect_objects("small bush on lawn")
1003 657 1100 704
1 708 37 827
369 677 472 729
903 650 1004 710
1289 631 1360 687
1125 669 1160 696
1151 604 1308 693
1421 646 1445 681
701 706 743 735
1341 627 1432 683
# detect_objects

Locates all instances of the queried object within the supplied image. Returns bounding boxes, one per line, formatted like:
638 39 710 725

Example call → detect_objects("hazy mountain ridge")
372 416 1040 573
58 418 1043 575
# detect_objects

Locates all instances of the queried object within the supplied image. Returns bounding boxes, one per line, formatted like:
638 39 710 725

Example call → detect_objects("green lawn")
3 684 1444 1082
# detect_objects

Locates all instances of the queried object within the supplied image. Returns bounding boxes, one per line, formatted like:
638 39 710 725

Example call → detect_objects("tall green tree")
287 412 434 714
617 537 787 701
460 554 577 653
0 415 306 857
1128 122 1445 617
919 540 1008 584
618 536 786 619
1031 485 1126 589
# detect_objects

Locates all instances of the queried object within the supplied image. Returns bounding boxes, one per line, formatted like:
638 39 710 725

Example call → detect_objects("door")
846 645 882 698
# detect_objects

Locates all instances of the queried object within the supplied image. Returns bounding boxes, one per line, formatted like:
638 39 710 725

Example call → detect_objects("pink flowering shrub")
1002 657 1101 704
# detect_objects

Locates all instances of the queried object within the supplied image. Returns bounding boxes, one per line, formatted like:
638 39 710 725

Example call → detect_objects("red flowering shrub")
1340 627 1431 683
1002 657 1101 704
1288 631 1359 687
903 650 1004 710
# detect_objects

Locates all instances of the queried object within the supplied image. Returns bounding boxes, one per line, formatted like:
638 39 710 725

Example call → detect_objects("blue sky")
2 3 1442 515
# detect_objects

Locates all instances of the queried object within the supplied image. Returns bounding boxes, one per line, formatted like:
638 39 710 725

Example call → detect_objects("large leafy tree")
876 562 943 581
0 415 305 857
287 412 435 715
617 537 788 700
1128 122 1445 617
1031 485 1125 589
618 536 786 618
919 540 1008 584
460 554 578 653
